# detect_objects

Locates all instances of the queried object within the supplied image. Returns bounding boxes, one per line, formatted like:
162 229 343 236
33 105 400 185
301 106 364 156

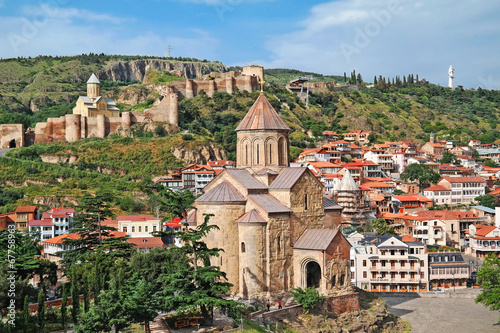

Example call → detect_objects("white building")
352 235 429 292
412 219 447 246
41 207 76 236
28 220 55 241
467 224 500 258
117 215 161 237
422 177 486 205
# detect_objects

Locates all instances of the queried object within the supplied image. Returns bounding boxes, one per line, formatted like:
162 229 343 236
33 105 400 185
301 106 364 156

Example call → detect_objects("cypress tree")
37 289 45 331
22 295 30 333
61 284 68 331
83 278 90 313
71 268 80 324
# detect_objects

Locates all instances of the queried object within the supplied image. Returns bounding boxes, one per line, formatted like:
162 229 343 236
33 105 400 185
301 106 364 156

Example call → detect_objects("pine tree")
37 289 45 331
343 72 347 84
357 73 363 85
61 284 68 331
83 277 90 313
373 76 378 85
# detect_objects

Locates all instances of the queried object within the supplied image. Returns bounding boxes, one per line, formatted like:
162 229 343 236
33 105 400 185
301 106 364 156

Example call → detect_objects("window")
269 143 272 164
145 226 148 232
420 260 425 267
363 260 366 267
331 275 336 286
138 226 142 232
390 250 395 256
350 260 354 267
256 144 260 164
400 250 405 256
421 272 425 278
363 271 367 278
241 242 245 253
277 236 281 252
123 226 127 232
132 226 135 232
401 261 405 267
340 274 345 286
381 260 386 267
351 272 355 279
153 226 157 232
304 194 308 210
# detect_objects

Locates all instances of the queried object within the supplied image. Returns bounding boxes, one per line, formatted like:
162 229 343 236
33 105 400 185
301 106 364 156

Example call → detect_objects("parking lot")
381 291 500 333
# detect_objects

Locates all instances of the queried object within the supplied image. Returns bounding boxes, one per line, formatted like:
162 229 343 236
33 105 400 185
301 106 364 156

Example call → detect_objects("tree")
156 214 242 326
290 287 325 311
156 187 195 221
125 276 158 333
440 151 458 164
401 163 441 189
37 289 45 331
474 194 498 209
61 284 68 331
70 267 80 324
483 159 497 167
22 295 30 333
475 254 500 323
368 218 396 236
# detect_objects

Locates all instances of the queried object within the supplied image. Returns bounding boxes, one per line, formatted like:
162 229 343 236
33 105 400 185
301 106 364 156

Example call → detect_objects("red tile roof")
126 237 164 248
15 206 38 213
423 185 449 192
28 219 53 227
442 176 485 183
393 194 432 202
117 215 158 222
474 225 497 237
42 233 79 245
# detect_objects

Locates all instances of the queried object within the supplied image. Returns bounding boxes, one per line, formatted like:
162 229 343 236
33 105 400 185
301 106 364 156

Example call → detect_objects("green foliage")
401 163 441 189
290 287 325 311
475 254 500 322
483 159 497 167
474 194 498 209
61 284 68 329
365 218 396 236
154 125 167 137
37 288 46 331
440 151 458 164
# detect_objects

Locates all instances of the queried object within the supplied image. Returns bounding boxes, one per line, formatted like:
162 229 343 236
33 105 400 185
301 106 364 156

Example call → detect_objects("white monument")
448 65 455 89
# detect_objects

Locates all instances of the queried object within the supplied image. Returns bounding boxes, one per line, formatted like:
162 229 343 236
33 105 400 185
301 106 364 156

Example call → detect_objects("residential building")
364 150 394 174
42 233 80 262
295 148 331 163
353 235 429 292
14 206 39 230
126 237 164 252
476 148 500 163
412 219 447 246
41 207 75 236
467 224 500 258
437 176 486 205
207 160 235 170
392 194 433 212
28 220 55 240
344 130 372 145
117 215 161 237
154 175 183 191
428 252 469 290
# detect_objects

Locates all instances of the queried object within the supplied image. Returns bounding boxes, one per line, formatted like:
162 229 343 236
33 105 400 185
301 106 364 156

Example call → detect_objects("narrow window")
304 194 308 210
363 260 366 267
332 275 336 286
153 226 157 232
132 226 135 232
340 274 345 286
138 226 142 232
245 145 248 165
241 242 245 253
145 226 148 232
269 143 272 164
277 236 281 253
257 144 260 164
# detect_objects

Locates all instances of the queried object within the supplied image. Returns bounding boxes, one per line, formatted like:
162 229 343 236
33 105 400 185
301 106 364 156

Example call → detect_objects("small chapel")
185 91 352 299
72 73 120 118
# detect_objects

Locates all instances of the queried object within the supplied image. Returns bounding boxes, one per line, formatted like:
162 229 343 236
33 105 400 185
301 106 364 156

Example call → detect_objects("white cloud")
262 0 500 88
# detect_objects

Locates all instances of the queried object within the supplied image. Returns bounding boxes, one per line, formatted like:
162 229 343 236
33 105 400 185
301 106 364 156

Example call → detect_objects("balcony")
370 266 420 272
370 277 421 283
429 273 469 279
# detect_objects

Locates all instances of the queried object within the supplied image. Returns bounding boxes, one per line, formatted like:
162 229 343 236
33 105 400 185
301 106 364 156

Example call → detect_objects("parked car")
433 288 446 293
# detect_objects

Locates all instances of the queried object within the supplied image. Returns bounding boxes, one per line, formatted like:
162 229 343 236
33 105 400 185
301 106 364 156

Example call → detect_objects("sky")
0 0 499 89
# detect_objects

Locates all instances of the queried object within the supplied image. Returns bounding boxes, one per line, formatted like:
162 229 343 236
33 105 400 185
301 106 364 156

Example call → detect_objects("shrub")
182 134 194 141
290 287 325 311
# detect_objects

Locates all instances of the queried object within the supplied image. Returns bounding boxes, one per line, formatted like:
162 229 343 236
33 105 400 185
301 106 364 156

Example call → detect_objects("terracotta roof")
248 194 291 213
42 233 79 245
28 220 53 227
416 210 478 220
196 181 246 203
226 169 267 189
117 215 158 222
15 206 37 213
393 194 432 202
293 229 339 250
101 219 118 229
423 185 449 192
269 167 307 189
235 93 290 131
308 161 338 168
362 181 395 188
207 160 235 167
237 209 267 223
474 225 497 237
323 196 342 210
442 176 485 183
126 237 164 248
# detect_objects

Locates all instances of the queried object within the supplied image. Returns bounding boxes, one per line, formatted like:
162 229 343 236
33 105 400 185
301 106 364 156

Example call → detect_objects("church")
72 73 120 118
185 91 352 298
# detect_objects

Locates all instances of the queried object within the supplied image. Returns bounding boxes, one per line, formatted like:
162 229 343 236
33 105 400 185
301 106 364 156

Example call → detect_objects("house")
467 224 500 258
422 185 451 206
117 215 161 237
364 150 394 175
14 206 39 230
415 210 483 248
436 176 486 205
126 237 164 252
361 181 395 193
428 253 469 290
411 219 447 246
154 175 183 191
42 233 80 262
392 153 414 174
352 235 429 292
392 194 433 212
476 148 500 163
180 164 216 194
295 148 331 163
455 155 476 169
40 207 75 236
207 160 235 169
28 220 55 241
344 130 372 145
322 131 339 142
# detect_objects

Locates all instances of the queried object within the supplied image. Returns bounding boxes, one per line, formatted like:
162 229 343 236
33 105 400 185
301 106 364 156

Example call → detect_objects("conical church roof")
87 73 100 84
235 93 290 131
336 169 358 191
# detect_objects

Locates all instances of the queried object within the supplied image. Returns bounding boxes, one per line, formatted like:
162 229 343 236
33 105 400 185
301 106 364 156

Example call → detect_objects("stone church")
186 92 352 298
72 73 120 117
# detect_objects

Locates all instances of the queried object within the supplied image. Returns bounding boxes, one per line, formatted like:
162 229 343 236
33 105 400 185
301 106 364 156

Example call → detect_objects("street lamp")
451 272 455 293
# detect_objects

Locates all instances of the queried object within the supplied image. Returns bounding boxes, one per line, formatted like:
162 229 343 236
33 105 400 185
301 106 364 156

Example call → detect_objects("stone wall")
322 292 360 314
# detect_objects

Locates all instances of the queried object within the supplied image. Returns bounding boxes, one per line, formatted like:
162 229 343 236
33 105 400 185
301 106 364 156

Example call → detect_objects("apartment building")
117 215 161 237
423 177 486 205
428 252 469 290
353 235 429 292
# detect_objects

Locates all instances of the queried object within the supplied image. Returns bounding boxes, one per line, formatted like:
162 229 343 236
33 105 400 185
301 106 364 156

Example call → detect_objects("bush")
182 134 194 141
290 287 325 311
154 125 167 137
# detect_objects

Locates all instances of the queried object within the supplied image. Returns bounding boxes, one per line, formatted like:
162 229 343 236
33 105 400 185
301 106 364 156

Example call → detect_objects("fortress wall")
65 114 81 142
51 117 67 142
0 124 24 148
34 121 51 144
108 117 122 134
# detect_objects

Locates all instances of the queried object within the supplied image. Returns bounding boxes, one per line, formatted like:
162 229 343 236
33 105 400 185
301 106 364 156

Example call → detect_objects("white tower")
448 65 455 89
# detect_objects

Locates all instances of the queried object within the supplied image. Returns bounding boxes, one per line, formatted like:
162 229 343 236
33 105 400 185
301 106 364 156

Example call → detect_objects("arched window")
241 242 246 253
269 143 272 164
245 144 249 165
257 144 260 164
138 226 142 232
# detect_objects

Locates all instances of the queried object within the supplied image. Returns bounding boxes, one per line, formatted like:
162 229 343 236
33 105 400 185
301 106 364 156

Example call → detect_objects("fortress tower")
235 92 290 172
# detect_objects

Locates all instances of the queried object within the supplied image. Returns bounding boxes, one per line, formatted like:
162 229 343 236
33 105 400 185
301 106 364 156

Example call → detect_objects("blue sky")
1 0 499 89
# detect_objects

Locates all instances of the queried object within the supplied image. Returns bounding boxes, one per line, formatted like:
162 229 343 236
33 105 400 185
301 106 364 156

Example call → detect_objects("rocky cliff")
171 141 226 165
101 60 228 82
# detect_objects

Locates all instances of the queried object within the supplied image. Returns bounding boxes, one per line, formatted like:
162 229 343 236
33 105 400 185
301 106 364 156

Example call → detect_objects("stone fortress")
0 65 264 149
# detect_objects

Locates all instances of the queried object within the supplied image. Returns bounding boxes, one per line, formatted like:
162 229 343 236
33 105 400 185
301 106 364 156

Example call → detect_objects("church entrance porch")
306 261 321 288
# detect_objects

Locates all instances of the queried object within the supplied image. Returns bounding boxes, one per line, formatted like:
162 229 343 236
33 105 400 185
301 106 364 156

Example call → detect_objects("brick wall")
322 292 360 314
